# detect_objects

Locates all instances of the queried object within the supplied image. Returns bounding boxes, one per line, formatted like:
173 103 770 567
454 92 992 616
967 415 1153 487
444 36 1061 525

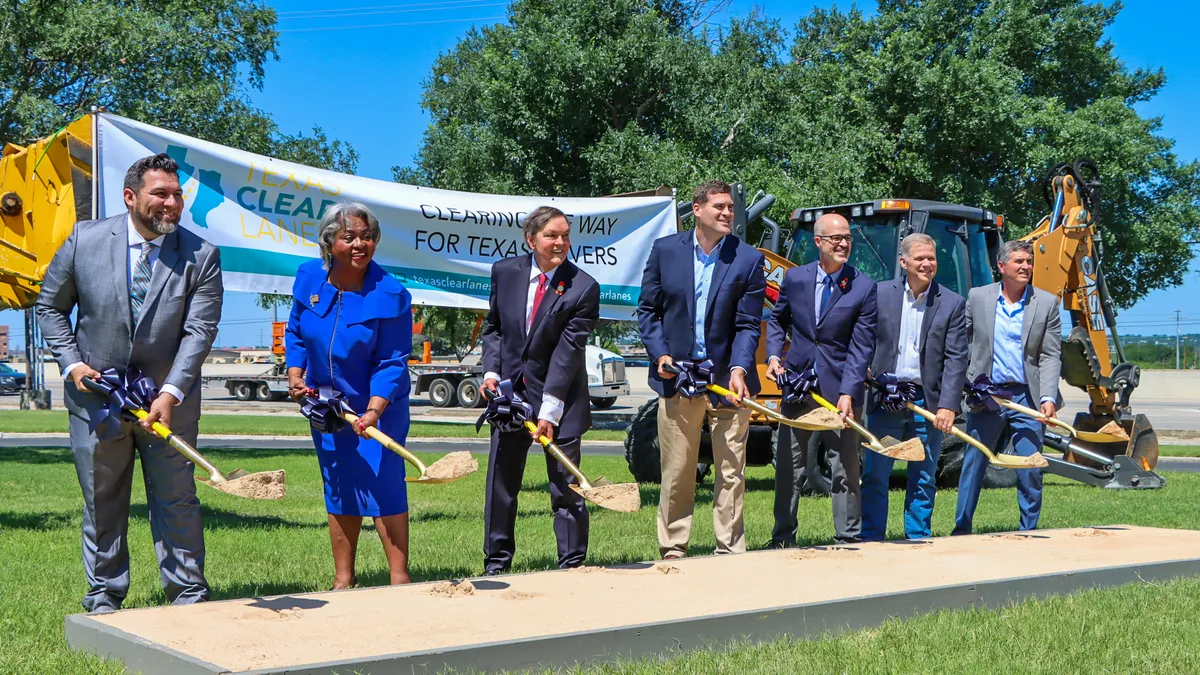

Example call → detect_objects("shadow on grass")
0 447 74 463
0 510 75 530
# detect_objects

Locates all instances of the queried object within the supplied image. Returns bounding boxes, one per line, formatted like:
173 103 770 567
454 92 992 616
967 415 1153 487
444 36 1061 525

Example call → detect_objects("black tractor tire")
256 383 273 402
624 398 712 484
233 382 253 402
590 397 617 409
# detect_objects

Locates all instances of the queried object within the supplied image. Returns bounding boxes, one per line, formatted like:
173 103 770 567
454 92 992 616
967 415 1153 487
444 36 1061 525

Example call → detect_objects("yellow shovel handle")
524 421 592 489
128 409 228 483
904 402 1000 463
809 391 880 444
991 396 1077 435
342 412 429 474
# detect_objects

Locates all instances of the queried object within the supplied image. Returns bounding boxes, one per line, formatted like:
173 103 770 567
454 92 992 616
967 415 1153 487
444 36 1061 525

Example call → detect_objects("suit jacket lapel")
982 283 1000 365
110 216 133 335
919 281 939 353
516 254 533 342
137 230 179 328
819 266 848 323
1020 286 1035 351
704 236 736 328
798 262 817 336
887 280 904 368
680 232 696 331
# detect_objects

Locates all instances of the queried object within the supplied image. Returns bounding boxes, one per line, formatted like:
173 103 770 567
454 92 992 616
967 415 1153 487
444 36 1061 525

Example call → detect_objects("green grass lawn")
0 409 627 441
1158 445 1200 457
3 447 1200 673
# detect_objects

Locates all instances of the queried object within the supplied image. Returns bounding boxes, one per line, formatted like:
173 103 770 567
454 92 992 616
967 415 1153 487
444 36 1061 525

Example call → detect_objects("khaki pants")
657 394 750 557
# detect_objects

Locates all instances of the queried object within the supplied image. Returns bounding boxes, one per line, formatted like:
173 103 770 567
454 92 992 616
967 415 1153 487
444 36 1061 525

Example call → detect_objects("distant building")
205 349 241 364
0 325 8 361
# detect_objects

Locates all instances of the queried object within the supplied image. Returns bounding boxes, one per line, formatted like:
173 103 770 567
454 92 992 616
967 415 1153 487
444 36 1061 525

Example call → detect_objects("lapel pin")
555 281 565 296
310 293 320 307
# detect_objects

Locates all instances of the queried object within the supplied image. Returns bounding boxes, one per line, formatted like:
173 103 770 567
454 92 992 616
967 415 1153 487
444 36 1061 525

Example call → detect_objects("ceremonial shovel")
83 378 286 500
868 384 1048 469
705 383 842 431
988 395 1130 444
523 421 641 513
340 411 477 484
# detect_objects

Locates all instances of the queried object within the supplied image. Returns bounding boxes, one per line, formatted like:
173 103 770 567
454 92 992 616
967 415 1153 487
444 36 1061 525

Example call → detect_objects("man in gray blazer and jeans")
953 239 1060 535
36 153 223 613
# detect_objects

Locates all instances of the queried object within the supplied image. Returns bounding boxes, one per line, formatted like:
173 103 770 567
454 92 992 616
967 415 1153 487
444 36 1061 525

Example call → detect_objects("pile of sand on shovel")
1097 421 1130 441
876 437 926 462
795 408 843 429
421 451 478 481
1005 452 1049 468
200 470 287 500
572 482 641 512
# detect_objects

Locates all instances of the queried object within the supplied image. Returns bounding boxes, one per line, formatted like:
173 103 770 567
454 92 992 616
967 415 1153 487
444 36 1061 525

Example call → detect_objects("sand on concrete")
88 526 1200 673
419 451 478 482
428 580 475 598
200 470 286 500
573 482 641 512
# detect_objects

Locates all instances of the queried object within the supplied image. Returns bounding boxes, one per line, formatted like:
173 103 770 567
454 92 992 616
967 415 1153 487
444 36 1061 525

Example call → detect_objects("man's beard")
147 214 179 235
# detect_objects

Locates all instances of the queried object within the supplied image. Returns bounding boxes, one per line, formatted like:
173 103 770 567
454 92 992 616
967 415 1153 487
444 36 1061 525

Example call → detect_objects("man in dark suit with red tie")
481 206 600 575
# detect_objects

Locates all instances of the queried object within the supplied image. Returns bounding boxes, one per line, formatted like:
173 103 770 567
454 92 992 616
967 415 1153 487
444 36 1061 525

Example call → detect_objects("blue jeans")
862 389 943 541
952 384 1044 535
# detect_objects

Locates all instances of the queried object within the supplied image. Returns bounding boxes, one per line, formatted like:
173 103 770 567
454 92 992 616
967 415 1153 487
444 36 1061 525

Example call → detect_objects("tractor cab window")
967 222 998 287
787 213 901 284
923 216 970 297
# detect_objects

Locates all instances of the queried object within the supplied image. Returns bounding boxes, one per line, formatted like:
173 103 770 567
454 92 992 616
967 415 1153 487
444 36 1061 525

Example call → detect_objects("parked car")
0 362 26 394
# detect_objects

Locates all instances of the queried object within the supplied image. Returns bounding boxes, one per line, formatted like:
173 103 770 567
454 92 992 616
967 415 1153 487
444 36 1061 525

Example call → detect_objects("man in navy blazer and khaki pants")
862 233 968 541
481 206 600 574
637 180 766 558
767 213 877 545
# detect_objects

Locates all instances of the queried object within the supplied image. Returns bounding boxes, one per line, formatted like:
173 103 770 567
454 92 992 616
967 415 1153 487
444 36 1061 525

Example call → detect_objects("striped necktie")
130 244 154 324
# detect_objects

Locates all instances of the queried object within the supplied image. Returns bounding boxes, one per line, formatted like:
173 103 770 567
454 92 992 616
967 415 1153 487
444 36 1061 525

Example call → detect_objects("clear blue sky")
4 1 1198 348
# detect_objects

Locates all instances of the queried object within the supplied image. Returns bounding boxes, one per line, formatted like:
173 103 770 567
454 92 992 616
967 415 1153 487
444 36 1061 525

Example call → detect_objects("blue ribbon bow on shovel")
965 374 1013 413
300 387 353 434
476 379 534 433
876 372 919 412
673 359 714 399
778 366 818 404
89 367 160 440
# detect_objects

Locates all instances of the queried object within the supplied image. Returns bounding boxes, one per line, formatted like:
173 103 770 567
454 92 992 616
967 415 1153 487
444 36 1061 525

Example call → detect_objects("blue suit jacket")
865 278 968 415
766 261 877 405
636 231 766 399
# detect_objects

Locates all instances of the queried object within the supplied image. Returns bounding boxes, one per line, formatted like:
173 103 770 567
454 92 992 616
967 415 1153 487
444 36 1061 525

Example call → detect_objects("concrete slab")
65 526 1200 674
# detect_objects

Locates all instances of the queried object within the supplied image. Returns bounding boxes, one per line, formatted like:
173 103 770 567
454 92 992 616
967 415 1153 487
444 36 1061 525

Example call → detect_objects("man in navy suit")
481 206 600 574
861 233 968 541
637 180 766 559
766 213 877 545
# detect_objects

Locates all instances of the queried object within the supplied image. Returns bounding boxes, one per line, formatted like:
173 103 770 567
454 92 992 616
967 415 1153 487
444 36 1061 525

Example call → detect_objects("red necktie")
528 273 548 330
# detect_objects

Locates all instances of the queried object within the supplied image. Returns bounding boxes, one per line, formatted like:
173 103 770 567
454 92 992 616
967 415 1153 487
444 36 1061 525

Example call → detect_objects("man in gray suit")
953 239 1060 535
36 153 223 613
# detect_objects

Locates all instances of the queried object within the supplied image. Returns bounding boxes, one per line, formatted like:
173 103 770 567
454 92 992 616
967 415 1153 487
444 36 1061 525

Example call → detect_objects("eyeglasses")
817 234 852 244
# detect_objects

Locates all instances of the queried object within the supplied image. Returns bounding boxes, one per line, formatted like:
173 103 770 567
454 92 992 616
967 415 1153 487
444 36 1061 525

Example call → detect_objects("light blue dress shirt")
691 232 722 360
991 285 1031 386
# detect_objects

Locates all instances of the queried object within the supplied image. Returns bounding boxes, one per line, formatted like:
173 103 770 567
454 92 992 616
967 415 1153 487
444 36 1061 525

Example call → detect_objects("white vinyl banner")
96 114 677 319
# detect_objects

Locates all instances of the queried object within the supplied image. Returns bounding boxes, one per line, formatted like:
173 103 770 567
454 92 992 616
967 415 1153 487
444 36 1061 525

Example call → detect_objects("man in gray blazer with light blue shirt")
953 239 1060 535
36 153 223 613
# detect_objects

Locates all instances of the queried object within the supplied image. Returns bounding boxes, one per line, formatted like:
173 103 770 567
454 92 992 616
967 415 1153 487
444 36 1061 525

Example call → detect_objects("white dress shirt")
63 215 185 404
485 254 565 425
895 282 928 385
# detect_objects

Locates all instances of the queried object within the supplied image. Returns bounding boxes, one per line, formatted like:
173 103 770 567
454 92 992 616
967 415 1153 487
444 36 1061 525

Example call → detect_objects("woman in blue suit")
285 202 413 589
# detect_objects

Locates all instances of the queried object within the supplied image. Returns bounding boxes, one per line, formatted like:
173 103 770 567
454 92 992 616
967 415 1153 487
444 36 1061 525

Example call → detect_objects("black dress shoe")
483 568 508 577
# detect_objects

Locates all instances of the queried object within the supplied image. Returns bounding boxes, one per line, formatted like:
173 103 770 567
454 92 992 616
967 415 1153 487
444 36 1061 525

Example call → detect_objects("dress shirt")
691 232 745 375
63 215 185 404
485 254 564 425
895 281 928 384
991 284 1051 403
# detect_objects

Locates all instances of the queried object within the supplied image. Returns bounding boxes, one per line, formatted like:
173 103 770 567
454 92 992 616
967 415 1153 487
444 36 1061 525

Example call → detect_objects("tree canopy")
399 0 1200 308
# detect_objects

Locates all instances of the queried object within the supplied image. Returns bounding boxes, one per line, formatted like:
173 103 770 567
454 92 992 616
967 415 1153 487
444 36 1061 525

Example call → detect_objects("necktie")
818 275 834 319
130 244 154 324
528 273 548 330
